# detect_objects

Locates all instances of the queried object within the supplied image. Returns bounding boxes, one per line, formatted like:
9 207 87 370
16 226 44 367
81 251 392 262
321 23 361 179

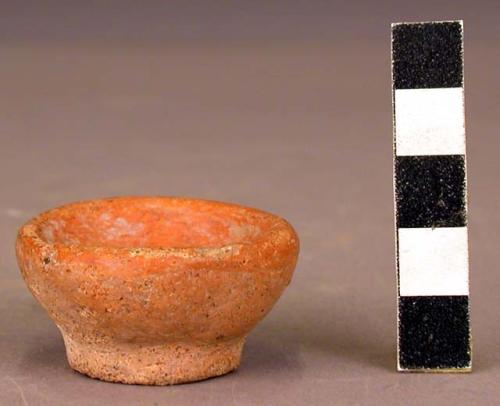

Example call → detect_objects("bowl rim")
16 196 298 261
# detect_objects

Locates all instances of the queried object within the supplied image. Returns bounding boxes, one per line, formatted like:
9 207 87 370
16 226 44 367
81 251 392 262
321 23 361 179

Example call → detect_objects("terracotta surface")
15 197 299 385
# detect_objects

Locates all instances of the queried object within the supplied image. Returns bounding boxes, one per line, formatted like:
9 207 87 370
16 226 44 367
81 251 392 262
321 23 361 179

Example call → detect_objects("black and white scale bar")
392 21 471 372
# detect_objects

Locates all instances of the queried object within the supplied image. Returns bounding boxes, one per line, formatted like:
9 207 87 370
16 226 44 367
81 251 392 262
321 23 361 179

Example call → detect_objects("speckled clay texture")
16 197 299 385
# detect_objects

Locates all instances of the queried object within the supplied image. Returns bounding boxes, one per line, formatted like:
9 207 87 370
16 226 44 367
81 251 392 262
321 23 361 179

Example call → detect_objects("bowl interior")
37 198 267 249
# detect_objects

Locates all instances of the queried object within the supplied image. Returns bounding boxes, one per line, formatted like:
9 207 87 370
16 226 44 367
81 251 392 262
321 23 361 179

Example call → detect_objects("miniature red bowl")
15 197 299 385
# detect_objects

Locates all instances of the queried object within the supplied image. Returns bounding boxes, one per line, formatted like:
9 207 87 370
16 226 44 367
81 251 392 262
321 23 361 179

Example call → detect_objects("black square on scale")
395 155 466 228
399 296 471 370
392 21 463 89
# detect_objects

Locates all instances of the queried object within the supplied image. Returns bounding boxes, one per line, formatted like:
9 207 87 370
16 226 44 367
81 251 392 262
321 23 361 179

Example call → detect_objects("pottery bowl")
16 197 299 385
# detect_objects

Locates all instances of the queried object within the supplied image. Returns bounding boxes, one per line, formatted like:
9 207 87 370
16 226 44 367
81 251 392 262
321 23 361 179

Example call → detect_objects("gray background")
1 1 498 404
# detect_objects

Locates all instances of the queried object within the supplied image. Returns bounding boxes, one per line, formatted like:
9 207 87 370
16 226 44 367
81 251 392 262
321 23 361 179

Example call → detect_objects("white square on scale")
395 87 465 156
399 227 469 296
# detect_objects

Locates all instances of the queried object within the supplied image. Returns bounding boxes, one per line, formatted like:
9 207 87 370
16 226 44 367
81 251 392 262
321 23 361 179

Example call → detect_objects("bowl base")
62 333 245 385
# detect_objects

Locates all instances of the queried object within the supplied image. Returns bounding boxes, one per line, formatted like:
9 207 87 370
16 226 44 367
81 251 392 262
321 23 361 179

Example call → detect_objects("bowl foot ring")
62 334 245 385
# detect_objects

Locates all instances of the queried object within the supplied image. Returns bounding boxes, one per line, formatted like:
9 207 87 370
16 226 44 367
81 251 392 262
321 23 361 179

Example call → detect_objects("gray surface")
1 1 499 405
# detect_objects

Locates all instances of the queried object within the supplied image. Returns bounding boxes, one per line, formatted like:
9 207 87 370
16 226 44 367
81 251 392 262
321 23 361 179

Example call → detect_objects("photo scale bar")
391 21 471 371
